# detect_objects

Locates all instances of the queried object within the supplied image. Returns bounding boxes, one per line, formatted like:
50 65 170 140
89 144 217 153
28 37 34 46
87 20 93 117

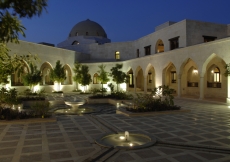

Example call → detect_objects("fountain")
53 97 95 115
95 131 156 149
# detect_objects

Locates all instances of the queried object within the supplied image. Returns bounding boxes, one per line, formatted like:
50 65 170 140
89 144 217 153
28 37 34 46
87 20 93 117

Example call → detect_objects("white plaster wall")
186 20 228 46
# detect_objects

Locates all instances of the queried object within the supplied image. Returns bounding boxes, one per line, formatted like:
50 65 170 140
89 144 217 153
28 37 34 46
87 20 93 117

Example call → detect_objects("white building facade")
6 19 230 102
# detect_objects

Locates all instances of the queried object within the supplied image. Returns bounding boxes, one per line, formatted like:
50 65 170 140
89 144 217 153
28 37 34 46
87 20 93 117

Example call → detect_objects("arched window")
155 39 164 53
72 41 79 45
93 73 99 84
75 32 78 36
213 67 220 82
115 51 120 60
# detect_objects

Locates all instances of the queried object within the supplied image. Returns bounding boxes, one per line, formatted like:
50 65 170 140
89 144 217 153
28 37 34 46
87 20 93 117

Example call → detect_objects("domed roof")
69 19 107 38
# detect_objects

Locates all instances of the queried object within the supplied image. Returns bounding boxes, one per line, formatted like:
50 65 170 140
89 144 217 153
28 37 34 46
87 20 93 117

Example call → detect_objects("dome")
69 19 107 38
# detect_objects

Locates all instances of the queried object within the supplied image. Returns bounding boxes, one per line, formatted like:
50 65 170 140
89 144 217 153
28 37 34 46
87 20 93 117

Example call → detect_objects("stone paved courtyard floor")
0 95 230 162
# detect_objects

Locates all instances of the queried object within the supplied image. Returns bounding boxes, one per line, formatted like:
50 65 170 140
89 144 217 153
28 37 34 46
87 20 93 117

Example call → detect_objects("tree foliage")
0 0 48 43
109 64 129 91
0 0 47 84
50 60 66 83
73 62 92 91
0 43 38 84
22 63 42 90
97 64 110 95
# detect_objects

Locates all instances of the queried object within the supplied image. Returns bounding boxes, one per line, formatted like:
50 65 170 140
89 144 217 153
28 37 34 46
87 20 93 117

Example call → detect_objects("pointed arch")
40 62 53 85
180 58 199 97
135 66 144 91
155 39 164 53
63 64 72 85
163 62 177 93
93 73 99 84
11 60 30 86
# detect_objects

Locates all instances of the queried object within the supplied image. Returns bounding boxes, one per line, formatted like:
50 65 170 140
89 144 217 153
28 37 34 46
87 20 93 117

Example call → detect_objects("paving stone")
48 143 68 151
23 139 42 146
195 152 225 160
0 148 16 155
114 153 135 162
47 137 65 143
173 154 203 162
134 149 160 158
72 141 92 148
20 153 42 162
0 141 18 148
2 136 20 141
158 147 184 155
76 148 95 156
0 156 12 162
49 151 72 159
21 146 42 153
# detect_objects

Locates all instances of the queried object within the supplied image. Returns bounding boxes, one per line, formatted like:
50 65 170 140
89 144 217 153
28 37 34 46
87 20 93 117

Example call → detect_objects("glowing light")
211 70 214 73
129 143 133 146
54 82 62 91
228 106 230 109
193 69 198 74
119 136 125 140
120 83 127 91
65 111 67 112
68 109 70 110
33 84 40 93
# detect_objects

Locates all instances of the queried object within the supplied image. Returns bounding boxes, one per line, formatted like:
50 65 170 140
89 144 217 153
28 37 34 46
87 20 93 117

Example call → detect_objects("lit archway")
135 66 144 91
40 62 53 85
155 39 164 53
163 62 177 93
63 64 72 85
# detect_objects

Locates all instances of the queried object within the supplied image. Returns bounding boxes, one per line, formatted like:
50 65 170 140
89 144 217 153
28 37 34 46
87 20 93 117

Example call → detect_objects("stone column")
199 76 204 100
177 75 181 98
226 76 230 104
134 75 136 93
144 77 147 94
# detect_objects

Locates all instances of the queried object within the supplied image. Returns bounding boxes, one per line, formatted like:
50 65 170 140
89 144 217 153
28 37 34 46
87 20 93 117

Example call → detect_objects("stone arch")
135 66 144 91
127 68 134 89
93 73 99 84
11 60 30 86
63 64 72 85
155 39 164 53
145 64 155 91
163 62 177 93
40 62 53 85
180 58 199 97
203 54 227 99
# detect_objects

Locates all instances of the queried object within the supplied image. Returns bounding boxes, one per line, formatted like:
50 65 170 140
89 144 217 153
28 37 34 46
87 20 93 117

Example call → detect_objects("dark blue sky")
19 0 230 46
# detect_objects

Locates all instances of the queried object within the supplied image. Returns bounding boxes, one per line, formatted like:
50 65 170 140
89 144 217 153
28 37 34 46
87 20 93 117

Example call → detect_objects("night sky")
18 0 230 46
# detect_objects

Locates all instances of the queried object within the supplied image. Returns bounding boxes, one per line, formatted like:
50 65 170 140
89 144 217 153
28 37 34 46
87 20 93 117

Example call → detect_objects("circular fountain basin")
95 133 156 149
54 107 95 115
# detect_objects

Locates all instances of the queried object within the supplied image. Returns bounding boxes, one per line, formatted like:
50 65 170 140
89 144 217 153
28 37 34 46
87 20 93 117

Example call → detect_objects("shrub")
31 101 50 118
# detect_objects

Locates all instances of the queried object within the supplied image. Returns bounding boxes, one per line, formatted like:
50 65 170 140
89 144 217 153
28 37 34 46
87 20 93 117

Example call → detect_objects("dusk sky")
19 0 230 46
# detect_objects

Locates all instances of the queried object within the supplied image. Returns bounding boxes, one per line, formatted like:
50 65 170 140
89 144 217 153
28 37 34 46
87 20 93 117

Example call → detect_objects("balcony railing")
187 82 198 87
207 82 221 88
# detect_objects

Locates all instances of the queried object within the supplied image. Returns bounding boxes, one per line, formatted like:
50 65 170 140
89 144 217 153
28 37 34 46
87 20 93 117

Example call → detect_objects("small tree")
73 62 92 92
50 60 66 91
22 63 42 92
97 64 110 95
110 64 129 91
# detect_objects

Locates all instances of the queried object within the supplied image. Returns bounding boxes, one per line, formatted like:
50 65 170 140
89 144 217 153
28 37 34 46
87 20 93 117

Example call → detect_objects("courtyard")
0 95 230 162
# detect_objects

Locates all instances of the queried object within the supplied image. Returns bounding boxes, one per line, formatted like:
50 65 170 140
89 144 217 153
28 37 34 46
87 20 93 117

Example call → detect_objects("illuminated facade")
6 19 230 102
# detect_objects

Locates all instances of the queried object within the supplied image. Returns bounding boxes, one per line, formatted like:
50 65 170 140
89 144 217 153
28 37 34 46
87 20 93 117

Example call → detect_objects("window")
171 71 176 83
137 49 139 58
144 45 151 55
72 41 79 45
148 72 152 83
129 73 134 87
86 32 88 36
115 51 120 60
156 39 164 53
213 67 220 82
203 35 217 42
97 32 99 36
169 36 179 50
75 32 78 36
93 73 99 84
